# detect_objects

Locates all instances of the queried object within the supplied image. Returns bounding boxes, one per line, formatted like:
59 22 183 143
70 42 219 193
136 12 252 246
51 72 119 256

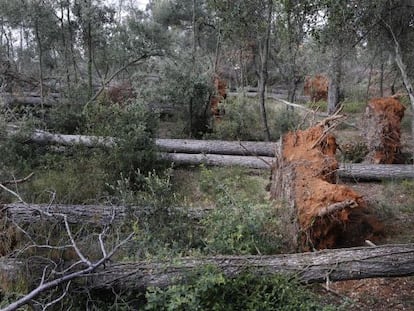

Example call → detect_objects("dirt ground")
326 157 414 311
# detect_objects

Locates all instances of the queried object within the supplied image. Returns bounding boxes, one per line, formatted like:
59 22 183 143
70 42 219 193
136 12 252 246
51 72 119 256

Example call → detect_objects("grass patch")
342 101 366 113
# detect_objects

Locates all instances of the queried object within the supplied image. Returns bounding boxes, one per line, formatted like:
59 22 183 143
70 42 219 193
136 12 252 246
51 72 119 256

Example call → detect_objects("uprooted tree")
362 95 407 164
269 115 384 251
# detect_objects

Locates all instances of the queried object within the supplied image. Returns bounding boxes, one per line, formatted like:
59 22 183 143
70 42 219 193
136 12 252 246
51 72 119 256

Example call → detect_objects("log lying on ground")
7 127 276 156
163 152 414 179
1 244 413 292
160 152 274 169
1 203 208 226
1 93 58 108
6 127 414 179
156 139 276 156
338 163 414 180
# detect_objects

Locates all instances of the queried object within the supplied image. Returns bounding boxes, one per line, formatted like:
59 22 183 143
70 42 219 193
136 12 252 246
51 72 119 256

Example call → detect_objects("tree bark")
1 203 207 226
338 163 414 180
9 127 277 156
1 94 58 108
156 139 276 156
258 0 273 141
160 153 273 169
6 128 414 178
327 45 342 114
1 244 413 292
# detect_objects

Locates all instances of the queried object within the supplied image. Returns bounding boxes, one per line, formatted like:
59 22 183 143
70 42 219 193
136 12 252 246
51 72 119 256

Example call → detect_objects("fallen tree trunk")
338 163 414 180
1 203 208 226
6 127 414 179
156 139 276 156
163 152 414 179
1 94 58 108
160 152 274 169
1 244 413 292
8 127 277 156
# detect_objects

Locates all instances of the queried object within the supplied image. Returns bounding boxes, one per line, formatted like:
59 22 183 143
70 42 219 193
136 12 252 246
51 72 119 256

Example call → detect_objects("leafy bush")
46 102 86 134
208 96 263 140
110 168 203 260
199 167 282 255
84 100 160 188
208 97 301 141
0 122 48 174
339 141 368 163
145 268 336 310
154 60 214 138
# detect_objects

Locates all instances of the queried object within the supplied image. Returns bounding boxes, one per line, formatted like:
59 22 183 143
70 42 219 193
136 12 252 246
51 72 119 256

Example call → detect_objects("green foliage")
208 96 262 140
199 166 282 255
145 268 335 311
21 152 109 204
84 100 160 188
46 102 86 134
208 97 301 141
271 108 302 138
342 101 366 114
339 141 368 163
106 168 202 260
306 100 328 111
0 123 47 174
155 60 214 138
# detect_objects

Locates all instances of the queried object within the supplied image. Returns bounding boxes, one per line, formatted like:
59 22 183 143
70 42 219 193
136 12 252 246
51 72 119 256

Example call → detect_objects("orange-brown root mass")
210 76 227 117
271 124 383 250
303 74 329 102
362 96 406 164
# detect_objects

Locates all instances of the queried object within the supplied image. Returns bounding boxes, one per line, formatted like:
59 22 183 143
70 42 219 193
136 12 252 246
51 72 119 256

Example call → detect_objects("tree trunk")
156 138 276 156
14 128 276 156
160 152 273 169
327 45 342 115
384 22 414 158
338 163 414 180
258 0 272 141
1 244 413 292
1 203 207 226
7 128 414 178
1 94 58 108
34 20 44 120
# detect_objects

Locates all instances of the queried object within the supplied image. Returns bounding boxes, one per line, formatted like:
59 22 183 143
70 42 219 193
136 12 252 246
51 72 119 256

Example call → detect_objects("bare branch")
41 281 71 311
0 173 34 186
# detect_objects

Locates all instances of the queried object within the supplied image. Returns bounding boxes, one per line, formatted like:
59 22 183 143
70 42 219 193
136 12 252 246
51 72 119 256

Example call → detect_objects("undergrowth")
144 267 337 311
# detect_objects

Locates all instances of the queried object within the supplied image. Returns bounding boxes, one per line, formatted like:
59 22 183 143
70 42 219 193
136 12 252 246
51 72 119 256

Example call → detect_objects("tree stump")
269 122 383 251
362 96 406 164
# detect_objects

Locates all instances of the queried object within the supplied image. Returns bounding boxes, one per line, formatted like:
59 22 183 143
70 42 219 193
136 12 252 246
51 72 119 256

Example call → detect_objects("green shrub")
338 141 368 163
199 167 282 255
342 101 366 114
0 123 48 173
84 100 160 189
208 97 301 141
208 96 263 140
271 108 302 138
46 103 86 134
20 152 110 204
154 61 214 138
145 268 336 310
109 168 204 260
